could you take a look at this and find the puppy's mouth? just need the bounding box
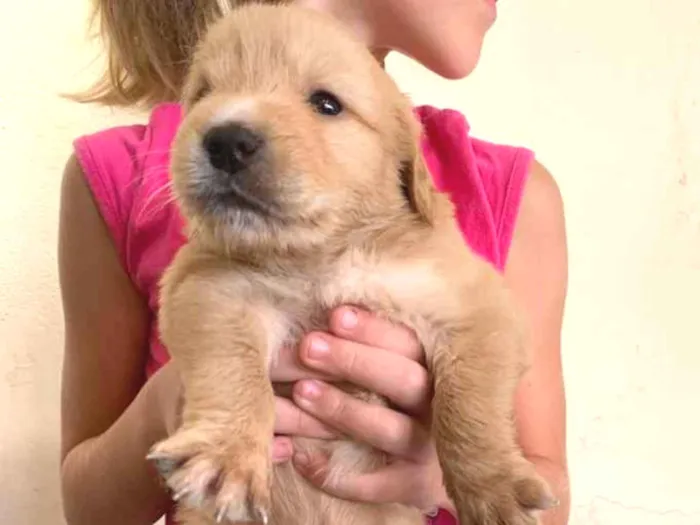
[186,123,285,221]
[199,173,280,217]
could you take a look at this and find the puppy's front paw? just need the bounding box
[449,460,556,525]
[148,428,271,523]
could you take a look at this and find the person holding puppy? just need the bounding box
[58,1,570,525]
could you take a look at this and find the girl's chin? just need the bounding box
[425,47,483,80]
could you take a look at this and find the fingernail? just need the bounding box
[272,440,292,462]
[299,380,323,401]
[293,452,309,467]
[307,337,330,360]
[340,308,358,330]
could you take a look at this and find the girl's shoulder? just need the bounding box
[416,105,534,271]
[73,103,185,300]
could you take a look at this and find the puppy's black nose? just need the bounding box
[203,124,264,174]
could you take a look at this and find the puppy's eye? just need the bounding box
[190,81,211,104]
[308,90,343,116]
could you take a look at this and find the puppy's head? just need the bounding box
[171,4,436,255]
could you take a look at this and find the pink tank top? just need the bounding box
[74,102,533,525]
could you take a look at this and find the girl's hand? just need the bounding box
[268,330,343,463]
[284,306,454,513]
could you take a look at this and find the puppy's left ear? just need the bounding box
[397,109,436,224]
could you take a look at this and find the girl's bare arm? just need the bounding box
[506,161,570,525]
[59,154,173,525]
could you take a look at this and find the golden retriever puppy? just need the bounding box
[148,4,555,525]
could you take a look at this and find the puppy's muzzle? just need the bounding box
[204,123,264,176]
[192,122,281,217]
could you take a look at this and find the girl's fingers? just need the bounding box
[293,450,432,509]
[271,436,294,464]
[269,344,330,383]
[292,381,428,458]
[274,396,338,439]
[299,332,431,415]
[328,306,423,362]
[270,306,424,386]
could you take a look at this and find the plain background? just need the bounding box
[1,0,698,524]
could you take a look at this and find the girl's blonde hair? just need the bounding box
[74,0,286,108]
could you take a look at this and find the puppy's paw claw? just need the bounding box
[148,429,271,523]
[147,453,181,479]
[258,506,269,525]
[514,476,558,512]
[451,463,554,525]
[211,479,269,523]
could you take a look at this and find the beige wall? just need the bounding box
[1,0,698,524]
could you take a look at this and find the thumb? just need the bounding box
[293,450,419,506]
[272,437,294,464]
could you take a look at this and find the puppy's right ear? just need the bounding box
[399,151,435,225]
[396,105,436,224]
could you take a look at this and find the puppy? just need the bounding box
[149,4,555,525]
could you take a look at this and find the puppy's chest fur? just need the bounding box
[245,249,454,366]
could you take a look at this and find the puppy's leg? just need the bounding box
[149,275,275,524]
[429,300,555,525]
